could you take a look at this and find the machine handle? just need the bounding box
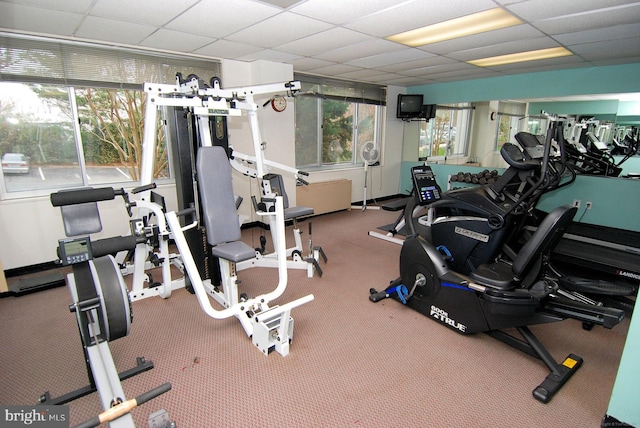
[73,383,172,428]
[175,207,196,218]
[51,187,123,207]
[91,236,140,258]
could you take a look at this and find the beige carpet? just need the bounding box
[0,207,630,427]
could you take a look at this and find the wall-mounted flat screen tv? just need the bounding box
[397,94,424,119]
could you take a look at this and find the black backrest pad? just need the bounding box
[512,205,577,277]
[197,146,241,246]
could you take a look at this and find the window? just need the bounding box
[419,103,472,160]
[493,101,527,150]
[0,82,166,196]
[0,34,219,199]
[294,75,385,169]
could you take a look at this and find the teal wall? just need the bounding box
[408,63,640,104]
[606,300,640,427]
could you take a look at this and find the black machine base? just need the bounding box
[38,357,154,405]
[487,327,583,403]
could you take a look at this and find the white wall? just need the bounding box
[0,183,178,270]
[0,63,406,270]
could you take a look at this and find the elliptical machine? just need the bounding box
[417,117,574,277]
[370,123,626,403]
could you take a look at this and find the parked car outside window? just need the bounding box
[1,153,30,174]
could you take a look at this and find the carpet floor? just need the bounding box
[0,207,630,427]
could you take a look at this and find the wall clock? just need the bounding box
[271,95,287,112]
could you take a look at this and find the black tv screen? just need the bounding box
[397,94,423,119]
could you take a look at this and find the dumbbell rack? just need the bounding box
[447,169,501,190]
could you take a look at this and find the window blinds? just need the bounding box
[294,73,386,106]
[0,34,221,89]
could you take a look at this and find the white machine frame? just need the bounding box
[123,194,185,301]
[139,76,316,356]
[140,77,323,278]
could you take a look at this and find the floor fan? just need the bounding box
[359,141,380,211]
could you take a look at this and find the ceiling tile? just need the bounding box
[425,67,500,82]
[418,25,545,56]
[1,0,638,86]
[236,48,303,63]
[488,55,587,73]
[75,16,156,45]
[225,12,333,48]
[555,23,640,46]
[1,0,93,14]
[194,39,263,58]
[258,0,305,8]
[398,61,473,77]
[274,27,372,56]
[0,3,83,35]
[335,68,393,80]
[306,63,363,76]
[290,0,410,25]
[504,0,637,22]
[590,55,640,67]
[375,56,456,73]
[446,37,559,62]
[531,3,640,35]
[165,0,280,38]
[346,48,433,68]
[290,57,336,71]
[345,0,496,37]
[140,29,215,53]
[570,37,640,60]
[89,0,199,26]
[313,39,400,63]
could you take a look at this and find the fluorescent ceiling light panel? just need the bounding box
[386,8,522,47]
[467,47,573,67]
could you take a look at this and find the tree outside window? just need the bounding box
[295,94,381,169]
[0,82,168,197]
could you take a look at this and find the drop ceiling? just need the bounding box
[0,0,639,87]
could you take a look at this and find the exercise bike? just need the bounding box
[370,160,625,404]
[43,187,173,427]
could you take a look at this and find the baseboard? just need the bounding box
[602,414,635,428]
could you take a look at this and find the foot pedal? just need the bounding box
[559,275,636,296]
[314,246,328,263]
[305,246,327,277]
[533,354,583,403]
[306,257,323,277]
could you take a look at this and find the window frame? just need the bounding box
[0,34,220,200]
[0,82,170,200]
[293,74,386,171]
[295,96,384,170]
[418,103,473,162]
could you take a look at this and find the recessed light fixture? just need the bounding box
[386,8,522,47]
[467,47,573,67]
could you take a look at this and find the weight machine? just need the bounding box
[140,75,325,279]
[139,75,319,356]
[45,187,172,427]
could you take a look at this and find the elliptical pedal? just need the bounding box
[559,275,637,296]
